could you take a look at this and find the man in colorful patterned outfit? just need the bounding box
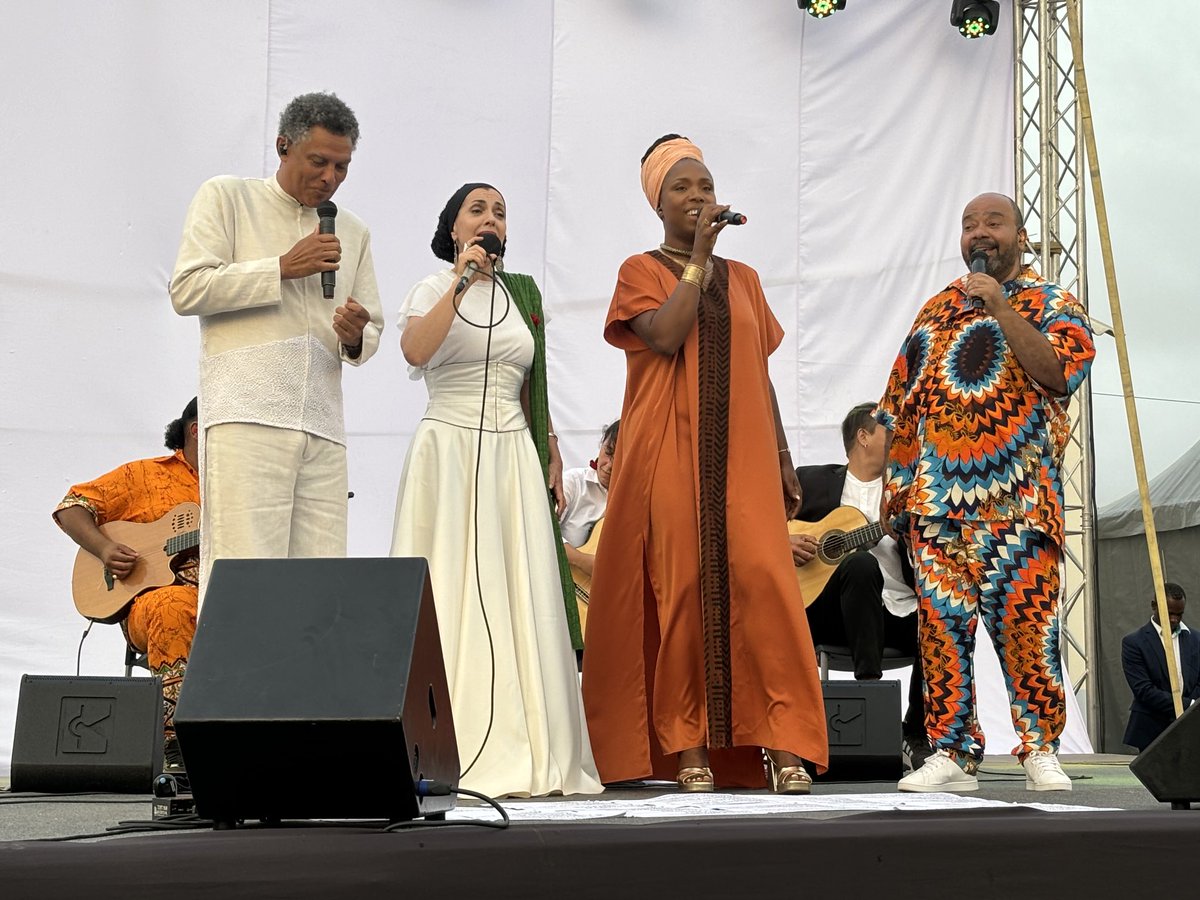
[877,193,1095,792]
[55,398,200,768]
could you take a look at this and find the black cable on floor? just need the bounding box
[0,796,153,805]
[383,784,510,831]
[29,780,510,841]
[32,814,213,842]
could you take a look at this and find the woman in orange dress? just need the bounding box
[581,135,828,793]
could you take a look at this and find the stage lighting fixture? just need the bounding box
[950,1,1000,39]
[798,0,847,19]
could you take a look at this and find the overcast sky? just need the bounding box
[1084,2,1200,507]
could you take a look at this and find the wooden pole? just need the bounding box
[1065,0,1183,716]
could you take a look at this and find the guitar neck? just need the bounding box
[165,529,200,556]
[840,521,885,552]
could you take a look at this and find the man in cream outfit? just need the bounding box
[171,92,382,598]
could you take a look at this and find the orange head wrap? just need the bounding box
[640,138,705,210]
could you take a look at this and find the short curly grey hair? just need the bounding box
[278,92,360,149]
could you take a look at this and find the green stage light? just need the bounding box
[798,0,847,19]
[950,1,1000,39]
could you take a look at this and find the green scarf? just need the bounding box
[498,271,583,649]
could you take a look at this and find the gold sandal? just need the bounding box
[676,766,715,793]
[766,756,812,795]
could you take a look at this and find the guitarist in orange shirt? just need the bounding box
[791,402,927,768]
[53,397,200,770]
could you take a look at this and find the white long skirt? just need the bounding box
[390,360,602,798]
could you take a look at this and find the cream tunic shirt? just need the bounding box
[170,175,383,444]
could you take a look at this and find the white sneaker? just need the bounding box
[1023,750,1072,791]
[897,749,978,793]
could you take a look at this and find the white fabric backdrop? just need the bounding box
[0,1,1088,773]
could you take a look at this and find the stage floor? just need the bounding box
[2,755,1196,899]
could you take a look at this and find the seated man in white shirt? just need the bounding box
[791,402,926,763]
[560,420,618,578]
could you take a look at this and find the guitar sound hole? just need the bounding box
[819,530,847,566]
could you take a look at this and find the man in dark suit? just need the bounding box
[791,402,925,762]
[1122,582,1200,752]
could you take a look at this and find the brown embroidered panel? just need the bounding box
[646,251,734,748]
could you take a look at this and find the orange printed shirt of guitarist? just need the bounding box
[54,450,199,669]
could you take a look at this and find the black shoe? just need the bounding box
[162,737,190,793]
[902,736,933,773]
[164,736,186,769]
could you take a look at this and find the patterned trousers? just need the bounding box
[125,583,197,739]
[908,517,1065,762]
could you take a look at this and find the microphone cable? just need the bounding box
[451,269,510,330]
[454,267,515,782]
[386,781,510,831]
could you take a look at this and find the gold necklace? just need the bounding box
[658,243,713,287]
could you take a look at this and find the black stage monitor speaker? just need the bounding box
[174,557,458,826]
[10,674,163,793]
[816,679,903,781]
[1130,701,1200,809]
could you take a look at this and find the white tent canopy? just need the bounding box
[1095,439,1200,750]
[1098,438,1200,538]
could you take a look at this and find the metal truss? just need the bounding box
[1013,0,1099,744]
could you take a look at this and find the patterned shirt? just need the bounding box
[876,266,1094,548]
[55,450,201,585]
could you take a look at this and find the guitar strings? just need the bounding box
[811,519,888,562]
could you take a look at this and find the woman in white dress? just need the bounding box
[390,183,602,798]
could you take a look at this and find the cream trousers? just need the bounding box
[200,422,347,606]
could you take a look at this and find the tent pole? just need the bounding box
[1065,0,1183,715]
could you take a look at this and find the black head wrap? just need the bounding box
[431,182,506,262]
[164,396,199,451]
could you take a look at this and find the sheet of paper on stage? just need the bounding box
[447,792,1115,822]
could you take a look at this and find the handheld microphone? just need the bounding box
[454,232,505,295]
[716,210,747,226]
[317,201,338,300]
[968,250,988,308]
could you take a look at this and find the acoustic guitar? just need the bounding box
[71,501,201,623]
[570,508,885,630]
[788,506,886,605]
[568,517,604,639]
